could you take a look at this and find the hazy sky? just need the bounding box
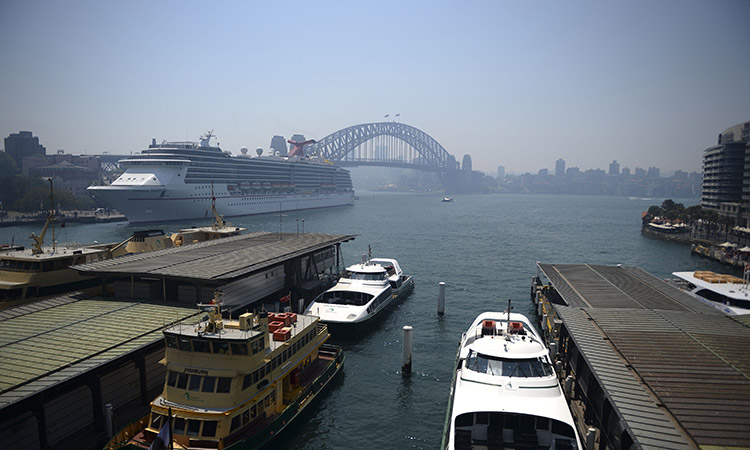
[1,1,748,174]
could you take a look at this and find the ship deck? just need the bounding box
[536,263,750,449]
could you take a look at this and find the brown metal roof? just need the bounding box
[73,232,356,281]
[539,263,750,448]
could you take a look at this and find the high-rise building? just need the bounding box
[621,167,631,177]
[555,159,565,177]
[4,131,46,169]
[270,135,288,155]
[462,155,472,171]
[496,165,505,179]
[701,122,748,221]
[609,160,620,176]
[647,167,660,178]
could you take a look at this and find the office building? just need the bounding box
[701,122,749,224]
[4,131,46,170]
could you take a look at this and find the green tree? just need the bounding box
[0,152,18,176]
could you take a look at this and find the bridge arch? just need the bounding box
[309,122,457,172]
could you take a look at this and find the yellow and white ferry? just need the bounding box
[105,299,344,450]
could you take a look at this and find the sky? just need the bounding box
[1,0,748,175]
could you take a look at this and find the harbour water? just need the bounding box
[0,193,733,449]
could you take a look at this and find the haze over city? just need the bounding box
[1,0,748,174]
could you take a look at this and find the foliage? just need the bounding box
[0,176,92,212]
[646,199,728,226]
[0,153,18,176]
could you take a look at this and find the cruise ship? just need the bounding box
[88,132,355,223]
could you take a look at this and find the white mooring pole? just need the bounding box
[437,282,446,315]
[402,325,413,375]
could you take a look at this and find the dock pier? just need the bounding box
[531,263,750,449]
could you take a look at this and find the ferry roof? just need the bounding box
[73,232,356,282]
[0,244,109,262]
[673,270,750,299]
[538,263,750,448]
[0,294,201,409]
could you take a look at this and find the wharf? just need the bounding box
[0,231,356,450]
[533,263,750,449]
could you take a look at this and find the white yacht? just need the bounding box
[369,257,414,298]
[305,258,410,324]
[442,311,581,450]
[672,271,750,315]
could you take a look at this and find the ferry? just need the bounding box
[105,299,345,449]
[0,187,245,303]
[671,270,750,315]
[441,310,581,450]
[304,257,412,324]
[88,131,355,223]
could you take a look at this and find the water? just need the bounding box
[0,193,731,449]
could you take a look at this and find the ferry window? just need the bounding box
[242,374,253,390]
[165,335,178,348]
[476,412,489,425]
[212,341,230,354]
[551,420,576,438]
[252,370,259,384]
[188,375,201,391]
[192,339,210,353]
[202,376,216,392]
[216,377,231,393]
[173,417,186,435]
[251,405,257,418]
[536,417,550,430]
[186,419,200,436]
[251,340,259,354]
[150,413,162,429]
[456,414,473,427]
[178,337,192,351]
[231,342,248,355]
[259,366,265,379]
[202,421,217,437]
[167,371,177,387]
[242,409,250,426]
[230,415,241,432]
[177,373,189,389]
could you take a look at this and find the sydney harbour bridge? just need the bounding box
[100,122,485,193]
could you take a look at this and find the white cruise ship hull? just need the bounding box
[90,185,354,223]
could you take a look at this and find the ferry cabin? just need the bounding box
[0,247,110,301]
[143,310,331,449]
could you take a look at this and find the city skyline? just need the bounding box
[1,1,748,174]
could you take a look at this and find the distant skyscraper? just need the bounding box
[538,168,548,176]
[621,167,631,177]
[635,167,646,178]
[462,155,472,171]
[4,131,45,169]
[270,135,288,155]
[555,159,565,177]
[647,167,660,178]
[609,160,620,176]
[496,165,505,179]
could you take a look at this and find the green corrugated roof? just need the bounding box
[0,294,201,408]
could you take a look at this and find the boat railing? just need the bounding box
[103,414,149,450]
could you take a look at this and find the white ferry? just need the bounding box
[88,132,355,223]
[671,270,750,315]
[442,311,581,450]
[304,258,412,324]
[105,301,344,450]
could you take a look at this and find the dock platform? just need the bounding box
[534,263,750,449]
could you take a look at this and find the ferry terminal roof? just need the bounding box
[538,263,750,448]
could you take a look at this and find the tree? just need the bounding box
[0,152,18,176]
